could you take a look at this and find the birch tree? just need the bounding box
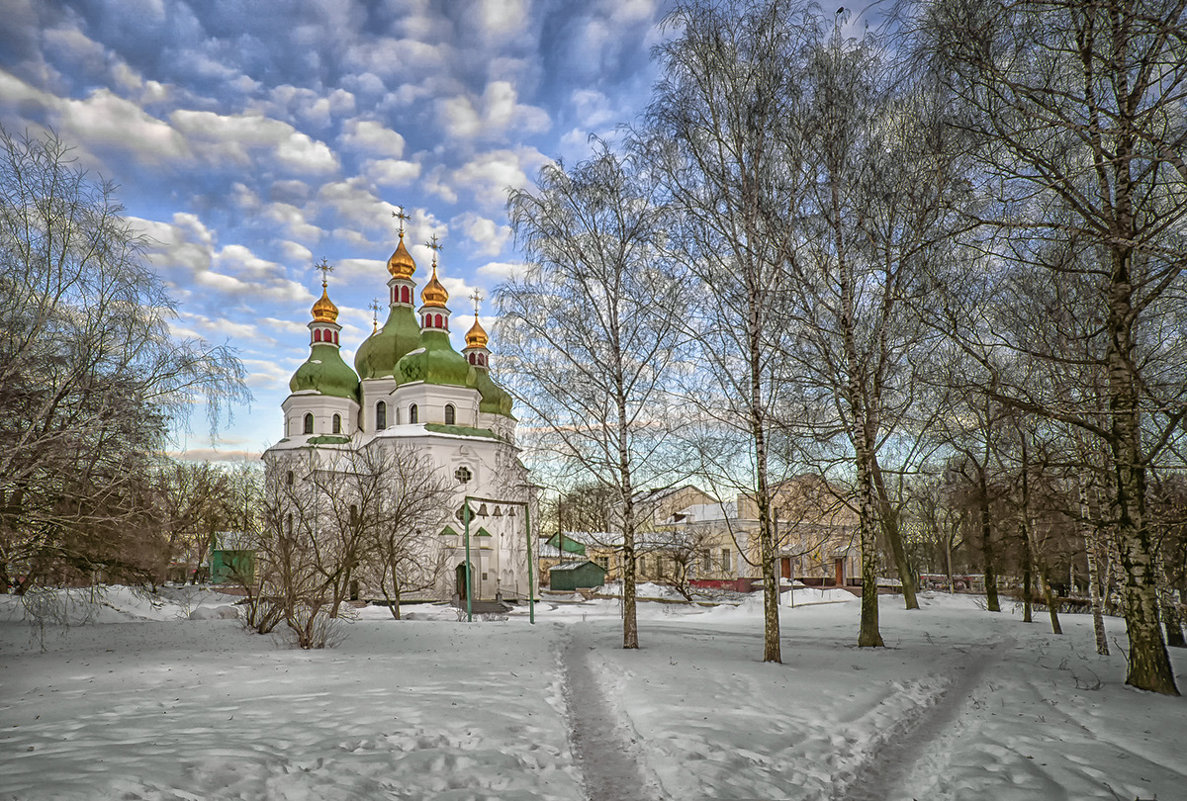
[497,145,688,649]
[643,0,813,662]
[911,0,1187,693]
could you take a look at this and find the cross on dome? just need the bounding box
[315,258,334,287]
[369,298,382,332]
[310,259,339,323]
[392,205,409,235]
[469,289,483,316]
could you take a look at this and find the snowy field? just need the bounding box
[0,586,1183,801]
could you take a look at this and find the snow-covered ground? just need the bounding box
[0,587,1183,800]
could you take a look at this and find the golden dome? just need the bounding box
[465,317,488,349]
[311,286,339,323]
[387,232,416,279]
[421,263,448,308]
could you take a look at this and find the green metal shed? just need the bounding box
[549,560,607,592]
[210,549,255,584]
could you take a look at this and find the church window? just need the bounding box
[436,313,444,328]
[333,331,339,345]
[401,286,410,303]
[332,414,341,434]
[286,471,294,486]
[445,404,455,425]
[314,329,322,342]
[303,413,313,435]
[376,401,387,430]
[409,403,418,424]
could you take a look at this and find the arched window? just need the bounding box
[401,286,410,303]
[286,470,294,486]
[332,413,341,434]
[376,401,387,430]
[332,331,339,345]
[409,403,418,424]
[445,404,455,425]
[435,313,444,328]
[314,329,322,342]
[303,413,313,434]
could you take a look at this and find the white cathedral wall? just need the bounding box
[280,393,359,439]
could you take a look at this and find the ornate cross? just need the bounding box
[315,258,333,288]
[426,234,443,267]
[392,205,409,235]
[369,298,382,332]
[469,289,483,317]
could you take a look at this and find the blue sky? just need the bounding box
[0,0,672,461]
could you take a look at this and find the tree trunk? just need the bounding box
[753,405,781,663]
[856,450,883,648]
[1040,565,1063,635]
[1079,480,1109,654]
[1021,528,1033,623]
[1107,253,1179,694]
[1156,551,1185,649]
[617,402,639,650]
[871,461,918,610]
[979,483,1000,612]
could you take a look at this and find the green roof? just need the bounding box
[547,533,587,555]
[474,368,515,418]
[307,435,350,445]
[354,305,421,380]
[441,525,458,537]
[424,423,499,439]
[395,329,475,388]
[290,343,360,399]
[475,527,492,537]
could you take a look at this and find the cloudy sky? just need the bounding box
[0,0,674,461]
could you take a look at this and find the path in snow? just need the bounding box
[834,639,1012,801]
[559,627,666,801]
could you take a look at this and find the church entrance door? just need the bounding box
[456,562,470,601]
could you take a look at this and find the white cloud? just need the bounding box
[451,211,511,257]
[449,147,549,209]
[476,260,529,280]
[571,89,616,129]
[130,213,312,306]
[263,202,323,243]
[437,80,550,141]
[340,119,406,157]
[265,85,356,128]
[170,109,340,174]
[276,240,314,266]
[365,157,421,187]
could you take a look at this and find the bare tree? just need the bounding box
[347,444,452,620]
[911,0,1187,693]
[497,144,689,649]
[0,127,248,593]
[644,0,814,663]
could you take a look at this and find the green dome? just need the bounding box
[475,368,514,418]
[290,343,360,399]
[395,330,476,388]
[355,305,422,380]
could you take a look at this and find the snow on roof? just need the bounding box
[549,560,604,573]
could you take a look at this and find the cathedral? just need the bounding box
[262,215,534,605]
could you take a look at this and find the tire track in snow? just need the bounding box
[834,638,1014,801]
[559,627,666,801]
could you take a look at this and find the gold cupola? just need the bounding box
[465,317,488,349]
[387,231,416,279]
[421,263,448,308]
[311,260,339,323]
[387,205,416,279]
[311,287,339,323]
